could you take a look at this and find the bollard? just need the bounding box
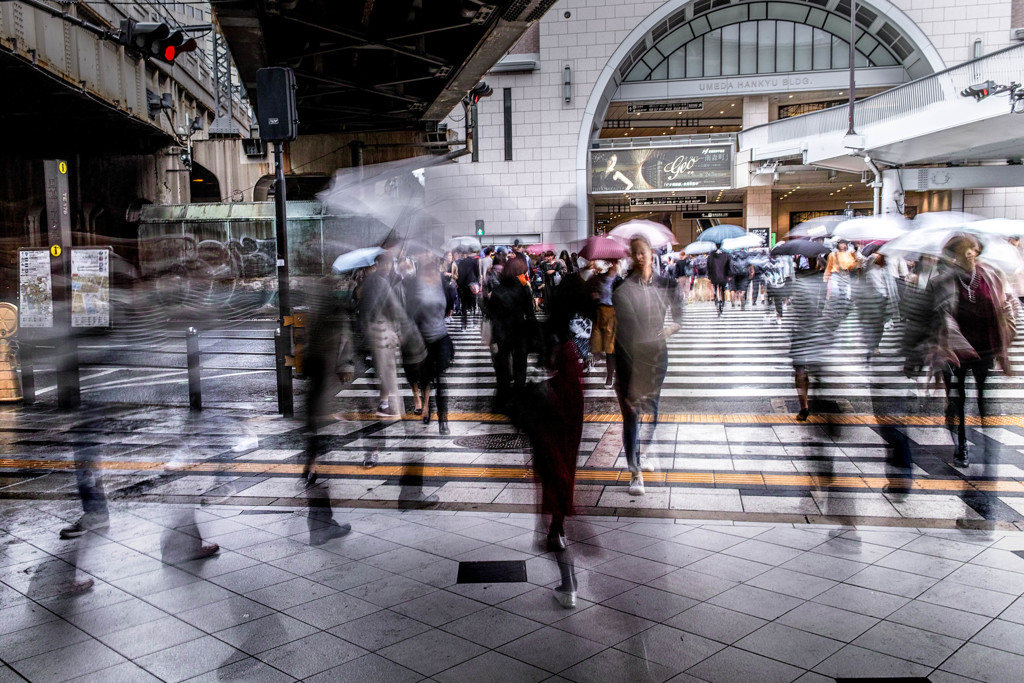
[186,327,202,411]
[275,328,294,417]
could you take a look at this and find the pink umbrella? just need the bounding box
[579,235,628,261]
[525,242,556,256]
[608,219,675,249]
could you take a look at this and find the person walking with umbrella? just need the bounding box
[708,246,731,316]
[403,253,456,435]
[613,236,682,495]
[932,234,1015,469]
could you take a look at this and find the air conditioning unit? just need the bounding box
[1012,27,1024,41]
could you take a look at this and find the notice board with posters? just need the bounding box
[590,144,733,194]
[70,248,111,328]
[18,249,53,328]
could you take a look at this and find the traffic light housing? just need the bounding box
[159,31,198,63]
[961,80,997,101]
[468,82,493,104]
[118,19,196,63]
[475,220,485,236]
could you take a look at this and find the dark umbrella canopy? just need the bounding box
[771,240,830,259]
[698,225,746,245]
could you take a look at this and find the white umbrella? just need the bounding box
[881,229,1024,276]
[332,247,384,274]
[833,215,909,242]
[789,215,845,238]
[609,219,675,248]
[443,236,482,253]
[964,218,1024,238]
[910,211,982,232]
[721,233,764,251]
[684,240,717,255]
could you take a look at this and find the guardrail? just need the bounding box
[19,328,277,411]
[739,42,1024,154]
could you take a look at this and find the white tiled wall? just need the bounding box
[426,0,1016,245]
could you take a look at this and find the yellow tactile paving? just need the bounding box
[3,457,1024,496]
[337,412,1024,426]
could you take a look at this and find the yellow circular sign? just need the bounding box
[50,245,61,257]
[58,161,67,174]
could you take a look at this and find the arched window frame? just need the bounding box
[623,0,926,82]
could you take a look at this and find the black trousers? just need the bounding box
[459,285,477,328]
[944,356,993,450]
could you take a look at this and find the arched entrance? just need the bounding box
[189,162,222,203]
[575,0,946,238]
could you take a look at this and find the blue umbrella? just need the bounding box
[698,225,746,245]
[332,247,384,274]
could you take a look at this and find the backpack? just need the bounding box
[729,257,748,279]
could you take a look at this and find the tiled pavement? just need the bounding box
[2,499,1024,682]
[4,405,1024,526]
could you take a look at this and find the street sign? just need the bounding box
[630,195,706,206]
[49,245,61,257]
[627,102,703,113]
[18,250,52,328]
[749,228,770,246]
[682,210,743,218]
[70,248,111,328]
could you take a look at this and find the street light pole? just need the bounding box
[847,0,857,135]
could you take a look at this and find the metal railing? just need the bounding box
[739,42,1024,153]
[593,132,738,150]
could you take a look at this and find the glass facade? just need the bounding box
[624,0,926,82]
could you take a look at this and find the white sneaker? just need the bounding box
[629,473,645,496]
[553,587,577,609]
[639,457,656,473]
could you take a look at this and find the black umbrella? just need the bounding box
[771,240,830,259]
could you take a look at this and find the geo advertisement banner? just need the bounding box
[18,249,53,328]
[590,144,733,195]
[70,248,111,328]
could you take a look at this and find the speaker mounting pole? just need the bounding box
[257,66,299,417]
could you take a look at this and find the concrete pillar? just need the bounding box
[745,186,772,231]
[742,96,770,127]
[880,169,902,215]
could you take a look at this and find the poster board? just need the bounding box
[18,249,53,328]
[70,248,111,328]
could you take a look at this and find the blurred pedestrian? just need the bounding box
[404,254,456,435]
[590,261,620,388]
[613,236,682,495]
[934,234,1016,468]
[707,246,730,316]
[789,256,828,422]
[456,248,481,331]
[486,256,536,414]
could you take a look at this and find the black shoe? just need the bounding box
[954,445,970,468]
[547,533,567,552]
[423,411,431,425]
[438,420,450,436]
[796,408,810,422]
[413,407,423,416]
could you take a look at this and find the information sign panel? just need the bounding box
[18,249,53,328]
[590,144,733,194]
[70,248,111,328]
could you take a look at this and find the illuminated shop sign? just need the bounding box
[630,195,707,206]
[590,145,733,195]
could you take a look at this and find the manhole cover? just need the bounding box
[457,560,528,583]
[453,433,531,450]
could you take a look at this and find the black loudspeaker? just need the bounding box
[256,67,298,142]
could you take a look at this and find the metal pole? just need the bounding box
[20,340,34,405]
[44,159,79,409]
[471,102,479,162]
[273,140,294,417]
[186,327,201,411]
[847,0,857,135]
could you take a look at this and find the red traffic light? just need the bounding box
[164,45,176,61]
